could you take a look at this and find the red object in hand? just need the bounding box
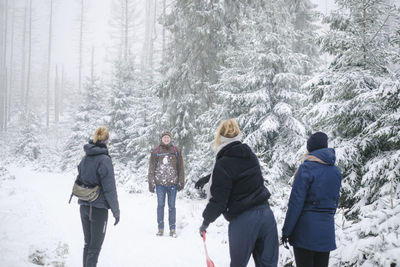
[202,231,215,267]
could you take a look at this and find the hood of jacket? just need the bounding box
[216,141,252,160]
[308,148,336,166]
[83,140,109,157]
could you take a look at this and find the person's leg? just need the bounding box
[156,185,167,230]
[167,185,177,231]
[252,206,279,267]
[85,207,108,267]
[293,247,314,267]
[228,208,259,267]
[80,205,91,267]
[314,251,330,267]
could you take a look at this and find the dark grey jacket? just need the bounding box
[77,141,120,219]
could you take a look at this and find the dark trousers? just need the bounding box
[228,204,279,267]
[156,184,177,230]
[80,205,108,267]
[293,247,330,267]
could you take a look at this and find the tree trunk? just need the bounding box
[25,0,33,110]
[78,0,84,94]
[162,0,166,65]
[46,0,53,127]
[91,45,95,84]
[60,64,64,115]
[20,4,27,109]
[54,64,59,123]
[142,0,151,72]
[7,2,14,123]
[124,0,129,59]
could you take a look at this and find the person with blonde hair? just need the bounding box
[199,119,278,267]
[77,126,120,267]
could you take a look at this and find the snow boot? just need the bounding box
[169,229,177,238]
[156,229,164,236]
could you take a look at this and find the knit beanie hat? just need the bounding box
[307,131,328,152]
[161,131,172,139]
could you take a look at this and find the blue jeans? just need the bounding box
[229,204,278,267]
[156,184,177,230]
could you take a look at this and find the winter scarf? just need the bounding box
[291,153,328,184]
[206,134,243,200]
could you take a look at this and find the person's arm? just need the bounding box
[177,148,185,190]
[202,162,232,226]
[195,174,211,189]
[98,157,120,220]
[282,164,312,238]
[148,149,156,193]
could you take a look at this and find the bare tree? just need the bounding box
[60,64,64,115]
[20,3,27,108]
[54,64,59,123]
[78,0,84,94]
[25,0,33,110]
[7,2,15,123]
[90,45,95,84]
[1,0,9,131]
[109,0,137,61]
[162,0,166,64]
[141,0,157,77]
[46,0,54,127]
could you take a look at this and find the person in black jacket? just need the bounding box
[77,127,120,267]
[199,119,279,267]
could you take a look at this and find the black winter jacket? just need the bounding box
[78,141,120,219]
[202,141,271,224]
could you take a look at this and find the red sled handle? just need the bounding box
[202,231,215,267]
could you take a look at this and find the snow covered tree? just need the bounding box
[61,76,106,170]
[14,110,41,161]
[159,0,227,157]
[305,0,400,211]
[107,59,136,164]
[214,0,319,185]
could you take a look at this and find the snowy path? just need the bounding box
[0,165,256,267]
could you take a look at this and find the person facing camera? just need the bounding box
[282,131,342,267]
[200,119,279,267]
[148,130,185,237]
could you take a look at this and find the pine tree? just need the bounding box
[61,77,106,170]
[108,58,137,164]
[15,110,41,161]
[305,0,400,210]
[215,0,319,185]
[159,0,227,157]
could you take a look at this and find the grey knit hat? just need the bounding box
[161,131,172,139]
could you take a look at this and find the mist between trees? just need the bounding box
[0,0,400,266]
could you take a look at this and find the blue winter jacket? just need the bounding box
[282,148,342,252]
[77,141,120,219]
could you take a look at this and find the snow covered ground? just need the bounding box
[0,165,257,267]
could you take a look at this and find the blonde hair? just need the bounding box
[214,119,241,149]
[93,127,109,143]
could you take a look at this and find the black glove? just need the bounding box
[281,235,289,249]
[195,174,211,190]
[149,185,155,193]
[177,184,183,191]
[114,216,120,226]
[199,222,209,238]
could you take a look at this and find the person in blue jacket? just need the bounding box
[281,131,342,267]
[200,119,279,267]
[77,127,120,267]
